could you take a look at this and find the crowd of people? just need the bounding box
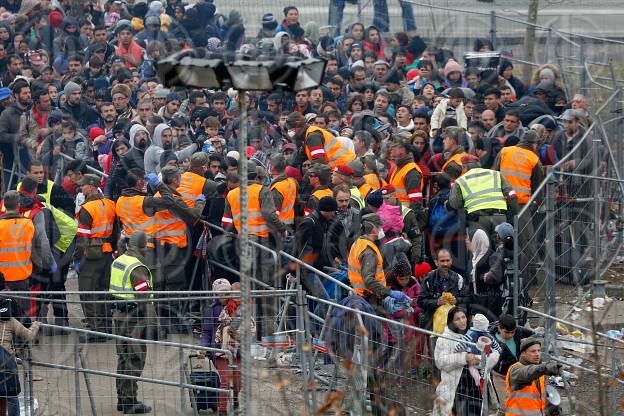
[0,0,590,414]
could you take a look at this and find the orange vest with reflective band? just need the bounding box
[270,177,297,225]
[304,126,356,170]
[115,195,156,242]
[363,173,386,191]
[177,171,207,209]
[359,183,374,199]
[153,192,187,248]
[78,198,116,252]
[0,217,35,281]
[389,162,423,204]
[347,238,385,297]
[442,151,468,173]
[499,146,539,204]
[505,362,547,416]
[225,184,270,238]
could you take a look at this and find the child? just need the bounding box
[215,282,256,357]
[454,314,501,386]
[429,87,467,137]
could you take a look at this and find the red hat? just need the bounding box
[284,166,302,183]
[246,146,255,158]
[49,10,64,28]
[406,68,420,82]
[414,262,433,279]
[460,154,480,164]
[334,165,353,176]
[89,127,105,141]
[381,184,396,195]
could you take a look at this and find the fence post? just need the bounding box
[593,135,601,282]
[490,10,497,50]
[610,338,617,414]
[580,39,587,93]
[179,345,186,415]
[74,338,81,415]
[543,172,557,356]
[295,281,311,414]
[513,214,519,320]
[544,27,552,63]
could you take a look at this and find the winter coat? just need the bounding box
[489,325,534,375]
[144,124,197,174]
[430,98,467,136]
[418,270,469,330]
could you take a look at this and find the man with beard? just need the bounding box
[2,55,22,86]
[133,99,157,127]
[144,123,199,174]
[19,85,51,159]
[0,79,32,173]
[99,102,117,134]
[122,124,151,173]
[61,81,99,129]
[111,84,137,120]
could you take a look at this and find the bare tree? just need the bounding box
[524,0,540,81]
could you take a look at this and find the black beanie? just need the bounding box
[318,196,338,212]
[366,190,383,209]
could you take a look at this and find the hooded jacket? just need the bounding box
[143,123,198,174]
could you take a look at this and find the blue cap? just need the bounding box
[0,87,11,101]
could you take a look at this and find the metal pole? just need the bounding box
[78,348,97,416]
[513,214,519,319]
[74,338,81,415]
[179,345,186,415]
[593,136,601,282]
[544,173,556,356]
[24,345,33,416]
[610,338,617,413]
[544,27,552,63]
[580,40,587,94]
[296,281,311,413]
[490,10,497,50]
[237,90,252,415]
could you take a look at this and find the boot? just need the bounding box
[120,402,152,414]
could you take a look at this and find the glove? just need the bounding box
[389,290,408,302]
[145,173,159,187]
[50,261,57,274]
[73,260,81,275]
[545,361,562,375]
[196,194,206,202]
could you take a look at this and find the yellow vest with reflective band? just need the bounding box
[116,195,156,240]
[456,168,507,214]
[499,146,539,205]
[400,205,412,219]
[78,198,116,252]
[225,183,270,238]
[350,186,364,209]
[109,254,152,299]
[270,177,297,225]
[347,237,386,297]
[304,126,356,170]
[505,362,547,416]
[389,162,423,204]
[442,151,468,173]
[0,217,34,282]
[153,192,187,248]
[17,180,53,206]
[177,171,207,209]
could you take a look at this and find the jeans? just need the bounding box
[329,0,416,35]
[8,396,19,416]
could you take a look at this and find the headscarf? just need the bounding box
[470,229,490,294]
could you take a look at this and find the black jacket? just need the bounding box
[297,211,347,271]
[489,325,535,375]
[417,269,469,329]
[61,101,99,130]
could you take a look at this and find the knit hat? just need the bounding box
[494,222,514,239]
[391,253,412,277]
[262,13,278,30]
[89,127,105,141]
[361,213,383,227]
[226,150,240,162]
[318,196,338,212]
[519,337,542,354]
[145,15,160,27]
[366,190,383,208]
[333,165,353,177]
[443,59,463,77]
[384,70,401,85]
[63,81,81,96]
[190,152,208,168]
[47,110,65,124]
[472,314,489,331]
[520,130,540,144]
[286,112,306,130]
[0,87,11,101]
[160,150,178,167]
[148,0,163,15]
[212,278,231,292]
[413,261,432,279]
[284,166,302,183]
[166,92,182,103]
[49,10,64,28]
[154,87,170,99]
[539,68,555,82]
[111,83,132,98]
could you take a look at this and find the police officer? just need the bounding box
[304,164,333,216]
[439,126,469,179]
[269,154,298,231]
[110,230,153,414]
[75,174,117,340]
[449,155,519,239]
[347,213,407,311]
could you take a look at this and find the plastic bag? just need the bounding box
[433,303,454,334]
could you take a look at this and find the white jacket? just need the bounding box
[430,98,468,136]
[432,326,500,416]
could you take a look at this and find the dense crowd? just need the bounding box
[0,0,590,414]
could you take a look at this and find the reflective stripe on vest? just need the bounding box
[270,177,297,225]
[116,195,156,238]
[505,362,547,416]
[153,191,187,248]
[499,146,539,204]
[441,151,468,173]
[226,183,270,238]
[400,205,412,219]
[456,168,507,214]
[347,238,385,297]
[79,198,116,253]
[350,187,364,209]
[389,162,423,203]
[177,171,207,209]
[304,126,356,170]
[0,218,34,281]
[109,254,152,299]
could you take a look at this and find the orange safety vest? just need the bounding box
[389,162,423,204]
[77,198,116,252]
[505,362,547,416]
[499,146,539,204]
[441,151,468,173]
[224,183,270,238]
[312,188,333,201]
[359,183,374,200]
[347,237,386,297]
[177,171,207,209]
[363,173,386,191]
[304,126,356,170]
[115,195,156,243]
[0,217,35,281]
[270,177,297,225]
[153,192,187,248]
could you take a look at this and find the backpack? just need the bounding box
[428,189,460,238]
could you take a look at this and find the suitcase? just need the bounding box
[186,354,221,412]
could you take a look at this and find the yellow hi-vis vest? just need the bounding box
[109,254,152,299]
[17,180,53,205]
[350,186,364,209]
[455,168,507,214]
